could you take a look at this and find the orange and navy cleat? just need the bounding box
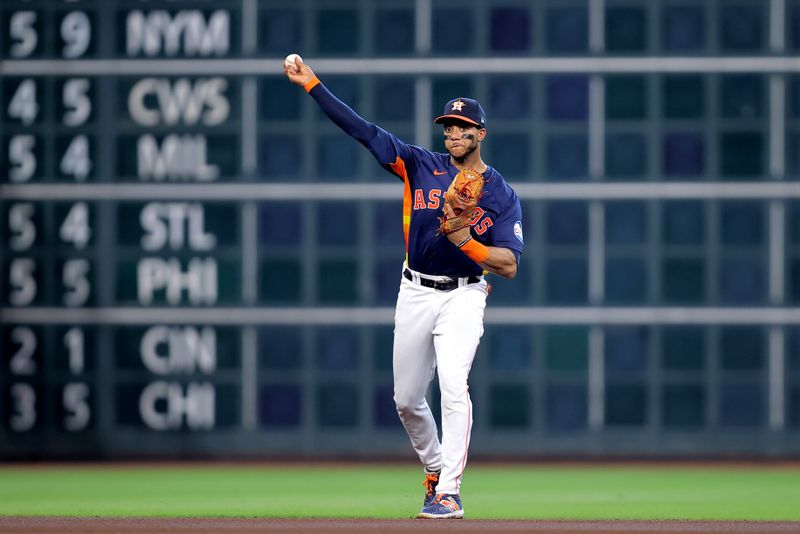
[417,493,463,519]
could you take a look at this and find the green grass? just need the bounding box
[1,464,799,520]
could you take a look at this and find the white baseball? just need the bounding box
[284,53,303,72]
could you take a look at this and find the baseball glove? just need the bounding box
[439,168,484,235]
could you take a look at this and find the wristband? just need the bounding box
[460,238,489,264]
[455,235,473,248]
[304,77,320,92]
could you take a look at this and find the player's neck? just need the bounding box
[450,151,487,173]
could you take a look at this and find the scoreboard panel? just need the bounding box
[3,0,800,459]
[0,0,273,457]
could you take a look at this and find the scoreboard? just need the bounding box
[4,0,800,459]
[0,0,352,458]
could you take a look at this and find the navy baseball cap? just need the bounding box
[434,97,486,129]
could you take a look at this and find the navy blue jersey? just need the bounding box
[308,81,524,278]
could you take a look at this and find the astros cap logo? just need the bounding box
[434,97,486,128]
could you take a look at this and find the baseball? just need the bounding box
[284,53,303,72]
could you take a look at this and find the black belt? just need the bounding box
[403,268,480,292]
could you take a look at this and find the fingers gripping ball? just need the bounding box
[439,168,485,235]
[284,53,303,73]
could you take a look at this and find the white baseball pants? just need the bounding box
[392,264,488,495]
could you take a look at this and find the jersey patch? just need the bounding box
[514,221,524,243]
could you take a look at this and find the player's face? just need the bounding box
[443,121,485,160]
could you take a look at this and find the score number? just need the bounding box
[9,9,91,59]
[7,77,93,183]
[6,327,91,433]
[4,7,95,436]
[6,6,94,183]
[6,202,92,307]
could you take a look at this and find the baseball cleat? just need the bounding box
[422,470,440,507]
[417,493,463,519]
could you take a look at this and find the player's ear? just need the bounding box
[477,128,487,141]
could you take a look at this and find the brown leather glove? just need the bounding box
[439,168,484,235]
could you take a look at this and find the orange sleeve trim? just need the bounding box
[304,77,320,92]
[460,239,489,264]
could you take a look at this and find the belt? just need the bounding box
[403,268,480,292]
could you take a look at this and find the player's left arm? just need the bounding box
[443,203,519,279]
[478,246,519,279]
[444,193,523,279]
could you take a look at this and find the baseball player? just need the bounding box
[284,56,523,519]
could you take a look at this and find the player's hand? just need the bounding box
[442,202,471,246]
[284,56,316,87]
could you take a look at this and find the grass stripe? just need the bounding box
[1,465,798,520]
